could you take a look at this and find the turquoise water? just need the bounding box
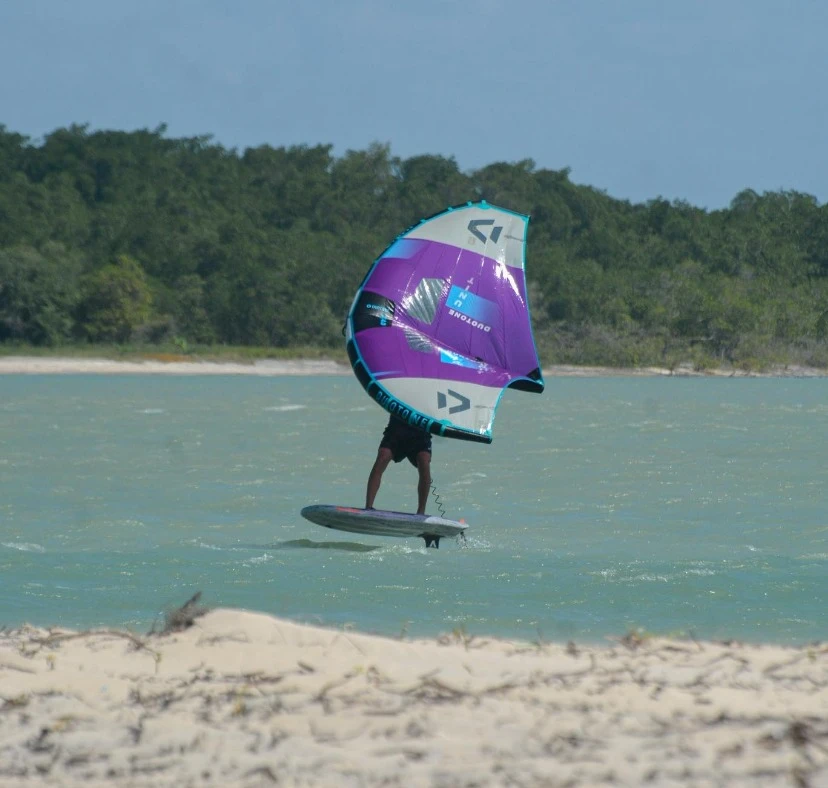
[1,374,825,645]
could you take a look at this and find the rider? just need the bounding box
[365,413,432,514]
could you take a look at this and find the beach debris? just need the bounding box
[151,592,211,635]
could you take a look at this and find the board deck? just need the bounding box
[300,505,467,548]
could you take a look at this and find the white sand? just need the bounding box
[0,356,351,376]
[1,609,826,787]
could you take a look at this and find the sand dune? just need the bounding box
[1,607,826,787]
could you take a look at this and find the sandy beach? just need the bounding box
[0,356,353,376]
[1,606,826,787]
[1,354,827,377]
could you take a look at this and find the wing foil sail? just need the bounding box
[346,201,544,443]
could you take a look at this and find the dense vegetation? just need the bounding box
[2,123,828,369]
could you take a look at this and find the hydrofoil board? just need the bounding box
[300,505,467,548]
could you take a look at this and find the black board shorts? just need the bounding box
[380,417,432,467]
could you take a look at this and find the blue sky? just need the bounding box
[2,0,826,209]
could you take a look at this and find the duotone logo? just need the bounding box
[437,389,471,414]
[467,219,503,244]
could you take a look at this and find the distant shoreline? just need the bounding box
[1,355,828,377]
[0,355,352,376]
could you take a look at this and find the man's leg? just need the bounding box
[416,451,431,515]
[366,447,393,509]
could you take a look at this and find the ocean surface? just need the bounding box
[1,374,826,645]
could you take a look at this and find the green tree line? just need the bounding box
[2,123,828,369]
